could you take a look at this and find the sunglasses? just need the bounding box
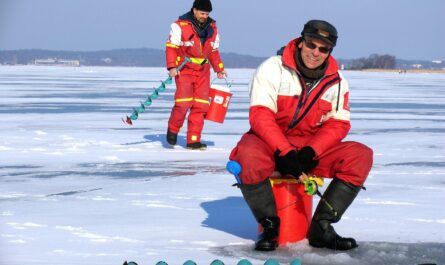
[304,39,332,54]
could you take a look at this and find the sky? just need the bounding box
[1,0,444,60]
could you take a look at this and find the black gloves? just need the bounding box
[297,146,319,173]
[275,146,319,179]
[275,150,301,178]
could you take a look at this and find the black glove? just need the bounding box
[297,146,319,173]
[275,150,302,178]
[275,146,319,179]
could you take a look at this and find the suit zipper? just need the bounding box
[287,76,322,130]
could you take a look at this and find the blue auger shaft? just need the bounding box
[123,57,191,125]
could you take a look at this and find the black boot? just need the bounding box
[308,178,362,250]
[256,217,280,251]
[166,129,177,145]
[239,179,279,251]
[186,142,207,150]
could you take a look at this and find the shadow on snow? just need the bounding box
[200,196,257,240]
[143,133,215,149]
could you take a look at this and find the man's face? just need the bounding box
[193,8,210,24]
[298,37,332,69]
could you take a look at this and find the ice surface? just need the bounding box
[212,241,444,265]
[0,66,444,265]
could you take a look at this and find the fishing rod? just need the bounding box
[226,160,337,215]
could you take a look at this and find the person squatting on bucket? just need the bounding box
[165,0,228,150]
[229,20,373,251]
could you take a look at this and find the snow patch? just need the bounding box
[23,222,47,228]
[47,151,65,155]
[101,155,122,162]
[0,193,27,199]
[191,240,218,247]
[56,226,143,243]
[0,146,14,150]
[30,147,46,152]
[407,218,445,224]
[91,196,116,201]
[170,240,185,243]
[362,198,417,206]
[6,222,47,229]
[131,200,182,209]
[9,239,27,244]
[302,252,356,265]
[34,130,47,135]
[61,135,74,140]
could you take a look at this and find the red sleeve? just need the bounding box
[306,119,350,156]
[249,106,295,155]
[207,23,224,73]
[166,47,178,70]
[165,21,181,69]
[208,50,224,73]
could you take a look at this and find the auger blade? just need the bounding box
[122,116,133,125]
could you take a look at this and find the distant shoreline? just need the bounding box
[2,64,445,74]
[355,68,445,74]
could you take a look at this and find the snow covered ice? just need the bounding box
[0,66,444,265]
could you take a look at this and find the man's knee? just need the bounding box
[354,142,373,168]
[192,101,209,113]
[343,141,373,164]
[229,134,275,185]
[175,101,193,110]
[336,142,373,186]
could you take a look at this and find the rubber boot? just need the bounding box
[239,179,279,251]
[166,129,177,145]
[186,142,207,150]
[255,217,280,251]
[307,178,362,250]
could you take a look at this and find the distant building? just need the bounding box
[34,58,80,66]
[34,58,57,65]
[411,64,422,69]
[432,60,442,64]
[101,57,112,64]
[57,59,80,66]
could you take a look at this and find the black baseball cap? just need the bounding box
[301,20,338,47]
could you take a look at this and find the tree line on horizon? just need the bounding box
[346,54,396,70]
[0,48,442,70]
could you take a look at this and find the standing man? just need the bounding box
[165,0,227,150]
[229,20,373,251]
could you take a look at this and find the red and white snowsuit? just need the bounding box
[166,12,225,144]
[230,38,373,186]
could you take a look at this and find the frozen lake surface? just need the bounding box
[0,66,444,265]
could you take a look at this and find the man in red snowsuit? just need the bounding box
[165,0,227,150]
[229,20,373,251]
